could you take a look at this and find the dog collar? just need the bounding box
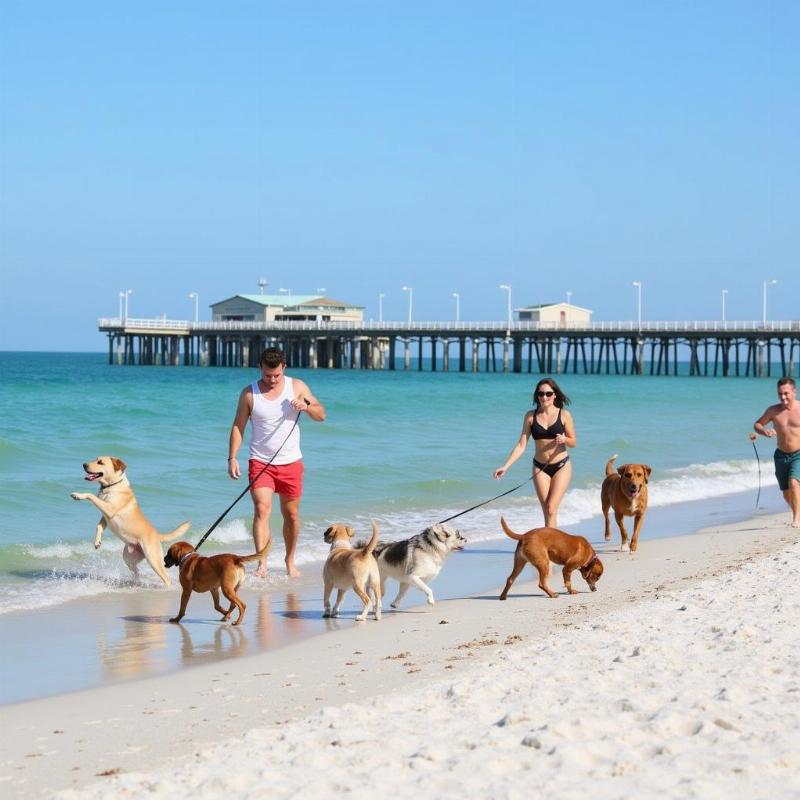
[582,552,599,569]
[329,540,351,551]
[179,551,199,566]
[100,477,126,490]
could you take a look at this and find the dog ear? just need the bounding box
[617,465,627,476]
[644,465,652,483]
[111,457,127,473]
[322,526,334,541]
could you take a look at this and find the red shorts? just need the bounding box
[248,459,304,499]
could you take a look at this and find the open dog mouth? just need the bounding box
[626,485,641,497]
[84,471,103,482]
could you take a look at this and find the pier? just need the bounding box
[97,318,800,377]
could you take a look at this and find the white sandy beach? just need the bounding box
[2,511,798,799]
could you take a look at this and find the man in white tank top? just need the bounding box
[228,348,325,577]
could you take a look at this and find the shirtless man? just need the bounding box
[228,348,325,577]
[753,376,800,527]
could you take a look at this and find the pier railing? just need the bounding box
[98,317,799,333]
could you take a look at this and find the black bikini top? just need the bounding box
[531,408,565,440]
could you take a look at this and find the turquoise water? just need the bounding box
[0,351,782,613]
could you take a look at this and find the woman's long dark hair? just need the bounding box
[533,377,571,411]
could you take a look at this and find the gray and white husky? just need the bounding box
[372,523,467,609]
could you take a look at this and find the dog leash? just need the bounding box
[749,433,761,511]
[193,404,308,553]
[437,475,534,524]
[436,450,564,525]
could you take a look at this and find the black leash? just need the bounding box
[194,406,305,553]
[437,449,565,525]
[437,475,533,524]
[750,433,761,511]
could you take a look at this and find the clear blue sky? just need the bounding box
[1,1,797,351]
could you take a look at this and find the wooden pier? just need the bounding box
[98,318,800,377]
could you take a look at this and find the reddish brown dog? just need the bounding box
[498,517,603,599]
[164,541,267,625]
[601,454,652,552]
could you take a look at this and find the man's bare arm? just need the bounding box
[753,406,777,438]
[228,387,253,477]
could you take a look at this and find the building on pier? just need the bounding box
[97,317,800,378]
[210,294,364,323]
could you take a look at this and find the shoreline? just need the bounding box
[1,486,783,706]
[1,508,796,798]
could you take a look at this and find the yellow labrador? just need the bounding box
[70,456,190,586]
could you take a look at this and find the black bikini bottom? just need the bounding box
[533,455,570,478]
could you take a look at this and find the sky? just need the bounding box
[0,0,797,351]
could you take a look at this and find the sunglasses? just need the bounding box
[537,390,555,398]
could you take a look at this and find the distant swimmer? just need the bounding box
[753,376,800,527]
[493,377,577,528]
[228,347,326,577]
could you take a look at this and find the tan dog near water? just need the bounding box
[164,541,268,625]
[70,456,190,586]
[600,454,652,552]
[498,517,603,599]
[322,522,382,621]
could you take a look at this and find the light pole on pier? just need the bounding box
[721,289,728,323]
[189,292,199,323]
[632,281,642,330]
[402,286,413,324]
[566,290,572,305]
[118,292,124,321]
[452,292,460,322]
[123,289,133,322]
[378,293,385,322]
[762,279,777,327]
[499,284,511,328]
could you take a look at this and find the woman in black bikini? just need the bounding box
[493,377,576,527]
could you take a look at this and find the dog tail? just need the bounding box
[605,454,618,476]
[160,521,192,542]
[499,516,525,541]
[238,544,271,564]
[363,521,380,556]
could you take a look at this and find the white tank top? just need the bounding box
[248,377,302,465]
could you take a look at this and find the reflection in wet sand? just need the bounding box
[174,621,249,664]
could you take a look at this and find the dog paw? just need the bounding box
[390,602,399,609]
[169,617,181,624]
[427,598,435,605]
[94,541,102,550]
[322,611,331,618]
[70,492,85,501]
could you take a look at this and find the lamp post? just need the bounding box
[762,279,777,327]
[566,290,572,306]
[452,292,460,322]
[189,292,199,323]
[401,286,413,324]
[632,281,642,329]
[118,292,124,321]
[123,289,133,322]
[378,293,385,323]
[499,284,511,328]
[721,289,728,324]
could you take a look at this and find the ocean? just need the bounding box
[0,351,784,616]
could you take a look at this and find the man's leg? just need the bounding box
[784,478,800,527]
[279,495,301,577]
[251,486,274,577]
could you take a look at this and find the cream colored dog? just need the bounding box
[322,522,382,621]
[70,456,190,586]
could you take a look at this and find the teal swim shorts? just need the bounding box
[774,448,800,491]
